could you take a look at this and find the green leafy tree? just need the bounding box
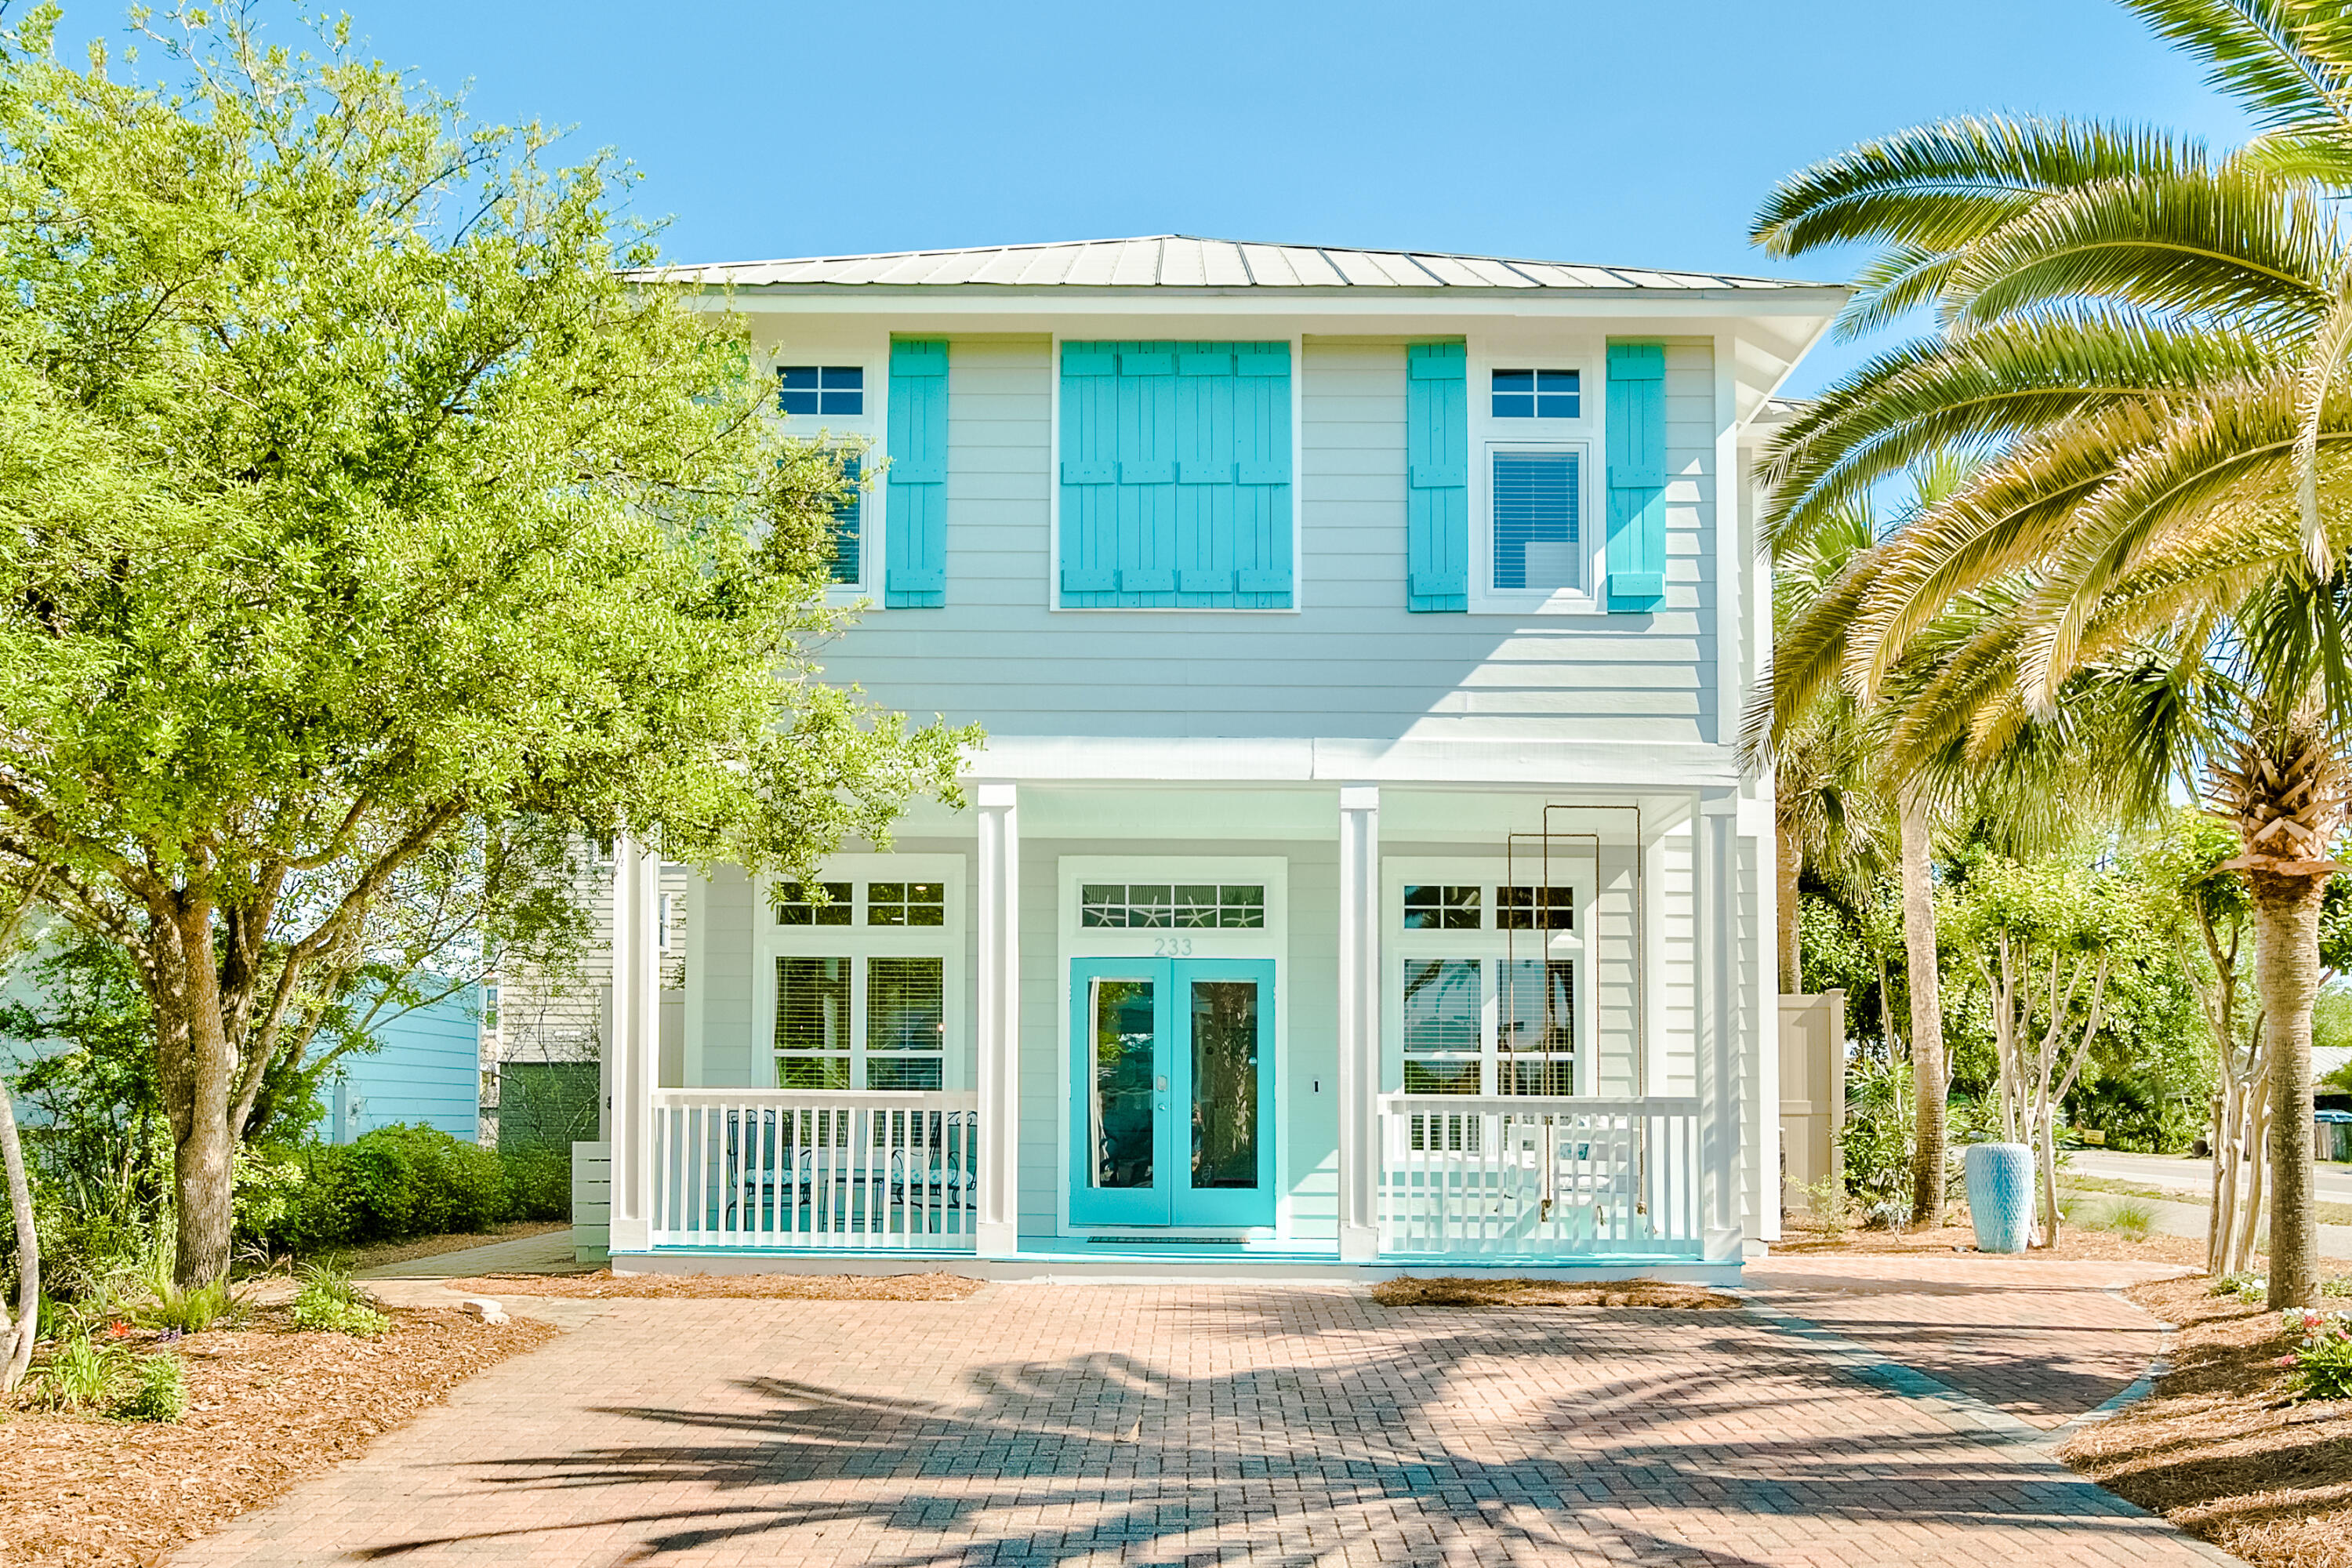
[1941,850,2162,1244]
[1750,0,2352,1308]
[0,8,969,1286]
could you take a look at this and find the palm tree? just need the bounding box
[1750,0,2352,1306]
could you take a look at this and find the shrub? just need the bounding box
[2214,1272,2269,1303]
[289,1262,391,1338]
[2089,1199,2158,1241]
[501,1143,572,1222]
[112,1352,189,1422]
[265,1123,510,1252]
[2325,1277,2352,1298]
[2281,1309,2352,1403]
[28,1330,128,1411]
[137,1279,244,1334]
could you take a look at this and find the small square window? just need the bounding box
[779,365,865,417]
[867,881,946,927]
[1492,368,1580,419]
[775,881,852,926]
[1403,885,1481,931]
[1497,886,1573,930]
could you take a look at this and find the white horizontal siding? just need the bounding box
[814,335,1722,748]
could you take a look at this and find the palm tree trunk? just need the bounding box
[1777,817,1804,993]
[2249,870,2325,1308]
[1899,776,1947,1228]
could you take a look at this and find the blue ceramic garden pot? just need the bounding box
[1965,1142,2035,1254]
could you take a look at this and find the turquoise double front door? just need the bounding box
[1069,957,1276,1228]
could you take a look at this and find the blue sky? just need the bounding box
[74,1,2254,394]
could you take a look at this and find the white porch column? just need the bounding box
[974,783,1022,1256]
[1336,784,1381,1262]
[605,837,661,1254]
[1696,791,1743,1261]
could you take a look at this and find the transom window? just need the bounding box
[1491,448,1582,593]
[775,881,851,926]
[779,365,865,417]
[1492,368,1581,419]
[764,869,960,1092]
[1399,884,1572,931]
[868,882,946,927]
[1082,883,1265,929]
[1403,885,1481,931]
[1497,885,1573,930]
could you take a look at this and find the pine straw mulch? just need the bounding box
[444,1267,987,1300]
[2061,1270,2352,1568]
[1773,1217,2209,1269]
[1370,1276,1740,1309]
[0,1305,558,1568]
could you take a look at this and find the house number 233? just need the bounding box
[1152,936,1196,956]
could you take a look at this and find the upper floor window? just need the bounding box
[779,365,865,417]
[826,456,862,586]
[1492,368,1580,419]
[1490,447,1583,594]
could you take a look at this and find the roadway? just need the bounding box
[2066,1149,2352,1204]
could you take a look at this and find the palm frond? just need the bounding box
[1757,310,2271,550]
[1751,117,2211,258]
[2120,0,2352,137]
[1947,167,2336,328]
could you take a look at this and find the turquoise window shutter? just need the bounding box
[1605,342,1668,612]
[1060,339,1290,608]
[1405,341,1468,612]
[885,338,948,607]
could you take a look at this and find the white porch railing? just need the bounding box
[1378,1095,1703,1256]
[649,1090,979,1250]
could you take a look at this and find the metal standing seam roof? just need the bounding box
[627,234,1838,292]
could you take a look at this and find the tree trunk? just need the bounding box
[0,1086,37,1392]
[1777,818,1804,993]
[2249,870,2325,1308]
[1899,777,1947,1228]
[155,898,238,1288]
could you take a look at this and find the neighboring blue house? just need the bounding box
[585,236,1843,1282]
[322,986,482,1144]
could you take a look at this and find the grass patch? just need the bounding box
[2061,1173,2352,1228]
[1370,1276,1740,1309]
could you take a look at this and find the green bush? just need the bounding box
[2283,1309,2352,1403]
[259,1123,510,1252]
[289,1261,390,1337]
[136,1279,245,1334]
[500,1143,572,1222]
[28,1330,128,1411]
[113,1352,189,1422]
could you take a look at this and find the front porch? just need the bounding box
[585,779,1770,1280]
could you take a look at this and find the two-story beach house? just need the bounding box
[584,235,1842,1281]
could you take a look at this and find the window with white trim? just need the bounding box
[1393,880,1582,1097]
[763,873,960,1091]
[1489,447,1584,593]
[777,365,865,417]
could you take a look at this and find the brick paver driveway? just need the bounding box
[176,1257,2232,1567]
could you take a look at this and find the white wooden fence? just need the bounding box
[648,1090,979,1249]
[1377,1095,1704,1256]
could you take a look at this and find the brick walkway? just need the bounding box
[175,1257,2232,1567]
